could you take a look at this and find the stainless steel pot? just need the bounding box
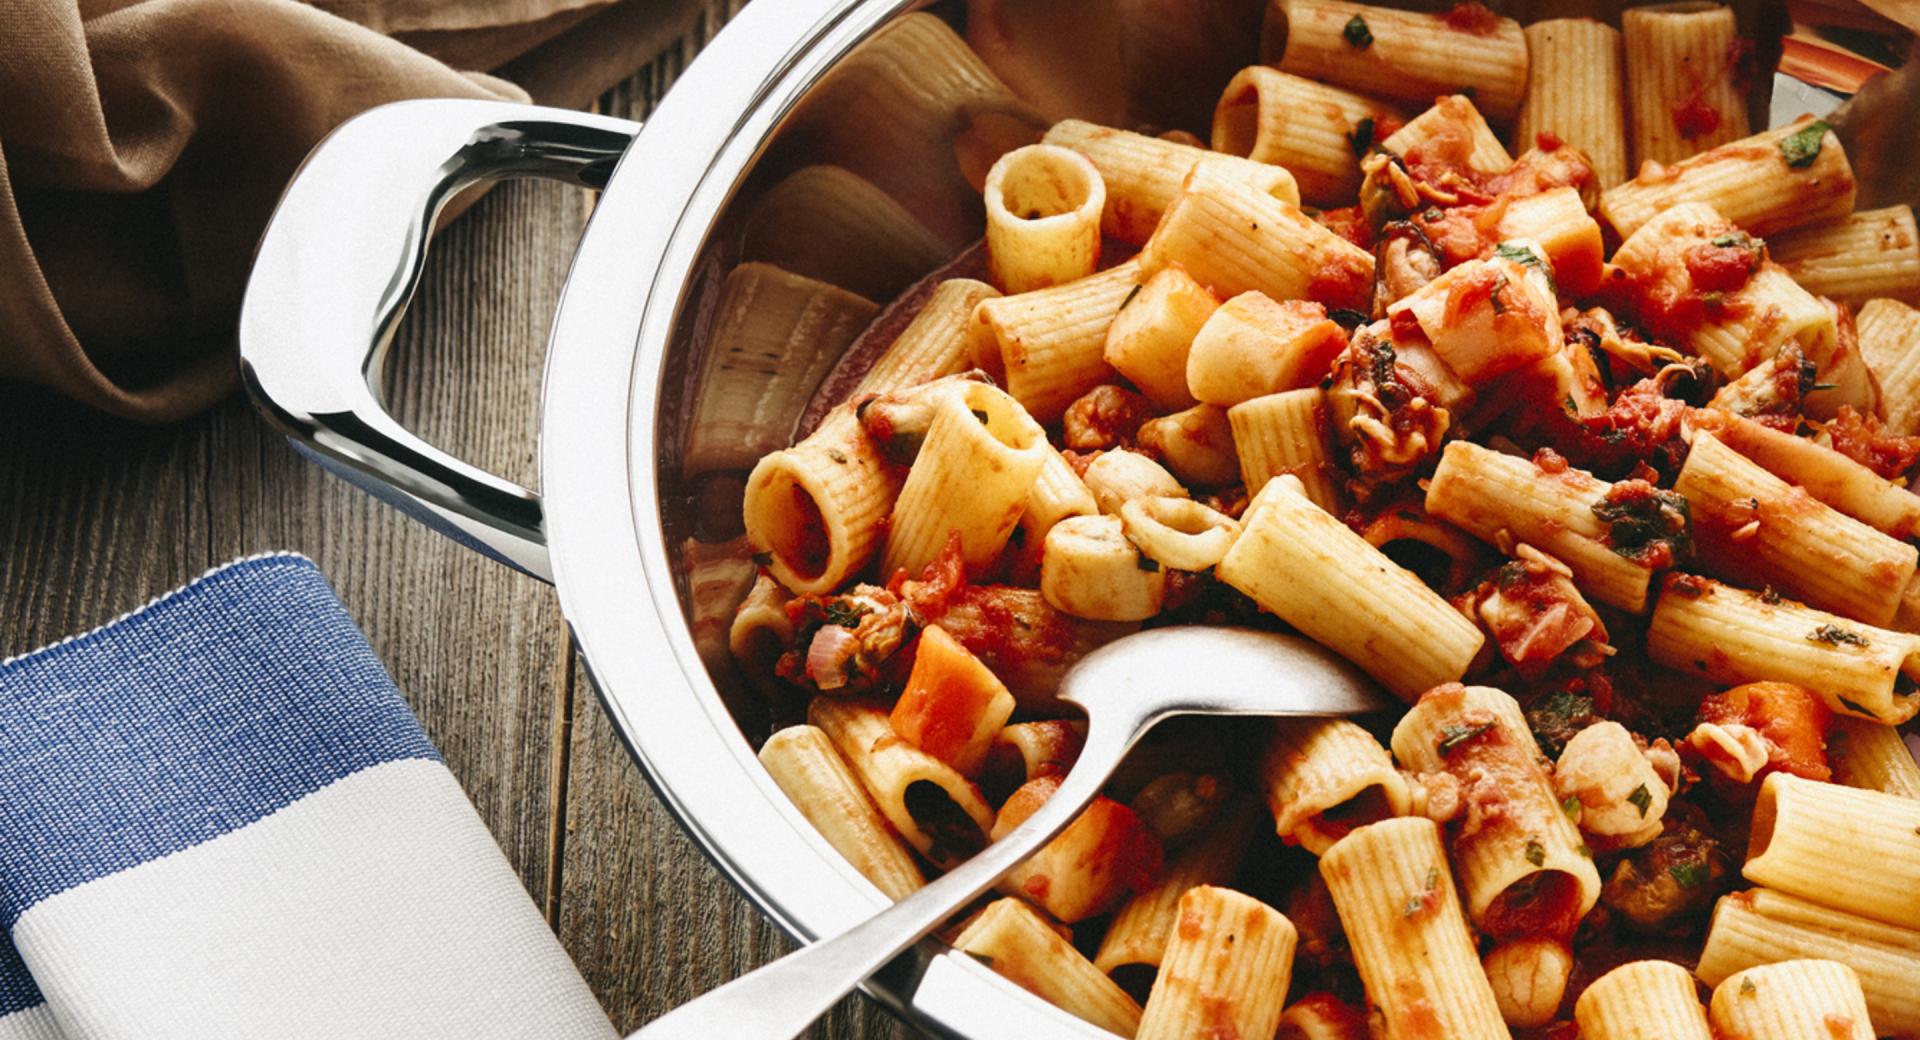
[239,1,1117,1035]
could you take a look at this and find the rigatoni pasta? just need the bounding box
[952,898,1144,1036]
[1041,119,1300,244]
[881,380,1045,579]
[1217,476,1484,699]
[1621,3,1748,168]
[1600,119,1856,241]
[1261,718,1410,855]
[1518,19,1627,188]
[1768,205,1920,308]
[1697,888,1920,1037]
[982,144,1105,294]
[1319,818,1511,1040]
[1574,959,1712,1040]
[1135,886,1295,1040]
[1265,0,1528,123]
[1210,67,1404,206]
[1707,960,1875,1040]
[1744,773,1920,929]
[758,725,925,901]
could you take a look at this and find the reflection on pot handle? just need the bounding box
[239,99,639,583]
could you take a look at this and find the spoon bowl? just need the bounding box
[628,625,1394,1039]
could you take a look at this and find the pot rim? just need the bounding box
[539,2,1114,1035]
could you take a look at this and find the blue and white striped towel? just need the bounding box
[0,553,617,1040]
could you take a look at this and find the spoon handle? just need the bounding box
[626,719,1130,1040]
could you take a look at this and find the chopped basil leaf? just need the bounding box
[1561,795,1584,822]
[1779,120,1830,169]
[1668,860,1708,888]
[823,601,869,629]
[1524,839,1546,867]
[1739,977,1757,996]
[1495,242,1543,268]
[1343,14,1374,49]
[1347,116,1376,157]
[1627,783,1653,818]
[1709,232,1754,249]
[1437,721,1495,755]
[1329,307,1370,328]
[1810,624,1869,647]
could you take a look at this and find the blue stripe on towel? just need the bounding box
[0,936,40,1018]
[0,555,438,927]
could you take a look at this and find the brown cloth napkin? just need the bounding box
[0,0,702,422]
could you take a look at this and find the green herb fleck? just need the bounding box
[1347,116,1376,157]
[1810,624,1869,648]
[1561,795,1584,823]
[1437,721,1495,755]
[1329,308,1369,328]
[1524,839,1546,867]
[1495,242,1543,268]
[1779,120,1831,169]
[1668,860,1708,888]
[823,600,870,629]
[1739,977,1757,996]
[1710,232,1755,249]
[1343,14,1373,49]
[1627,783,1653,818]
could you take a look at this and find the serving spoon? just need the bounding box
[628,625,1393,1039]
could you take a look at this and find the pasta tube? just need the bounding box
[1041,514,1165,622]
[686,263,878,475]
[741,165,947,302]
[1495,187,1606,299]
[1621,3,1749,168]
[1229,388,1341,513]
[1186,293,1347,407]
[1319,818,1511,1040]
[1645,574,1920,725]
[970,259,1142,423]
[1261,718,1410,855]
[854,278,999,396]
[1139,162,1375,313]
[1210,66,1405,206]
[1217,476,1484,699]
[1518,19,1627,189]
[1745,773,1920,929]
[983,144,1105,294]
[952,898,1144,1037]
[1828,715,1920,800]
[1708,960,1875,1040]
[1769,205,1920,309]
[1095,798,1261,984]
[1600,119,1856,242]
[1687,409,1920,541]
[743,405,899,595]
[1041,119,1300,244]
[994,774,1163,923]
[1574,959,1712,1040]
[881,381,1045,580]
[1381,94,1512,175]
[1135,886,1296,1040]
[758,725,924,901]
[1674,431,1916,626]
[1391,685,1602,939]
[1020,445,1099,545]
[1425,441,1673,613]
[1697,887,1920,1037]
[1857,298,1920,436]
[1102,265,1219,411]
[1265,0,1528,123]
[808,698,994,869]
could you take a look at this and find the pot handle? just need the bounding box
[239,99,641,584]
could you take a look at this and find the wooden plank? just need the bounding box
[554,1,905,1033]
[0,172,582,907]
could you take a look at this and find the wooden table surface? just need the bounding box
[0,3,905,1035]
